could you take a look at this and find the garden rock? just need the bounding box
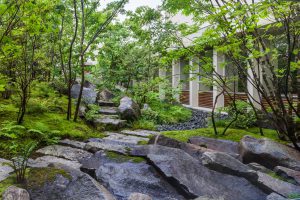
[266,193,287,200]
[0,158,13,182]
[84,141,127,154]
[145,135,214,160]
[81,151,185,200]
[96,89,114,102]
[239,136,300,170]
[256,171,300,197]
[104,132,149,146]
[28,156,82,169]
[99,107,119,115]
[36,145,92,161]
[118,97,141,121]
[134,145,267,200]
[188,136,239,158]
[2,186,30,200]
[59,139,86,149]
[92,118,126,131]
[121,130,158,137]
[274,166,300,185]
[128,193,152,200]
[201,151,258,181]
[247,163,273,173]
[71,83,97,104]
[28,164,115,200]
[79,105,87,118]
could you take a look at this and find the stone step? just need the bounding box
[84,141,128,154]
[98,101,117,107]
[93,118,126,130]
[59,139,86,149]
[104,132,149,145]
[99,107,119,115]
[36,145,92,161]
[120,130,159,138]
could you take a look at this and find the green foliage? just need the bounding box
[85,104,100,121]
[5,141,38,183]
[215,100,256,129]
[162,127,280,143]
[132,119,156,130]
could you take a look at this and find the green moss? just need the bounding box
[106,151,146,163]
[27,167,71,189]
[132,119,156,130]
[137,140,149,145]
[162,127,280,143]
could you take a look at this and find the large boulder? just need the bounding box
[128,193,152,200]
[2,186,30,200]
[188,136,239,158]
[118,97,141,121]
[71,83,97,104]
[133,145,267,200]
[27,164,115,200]
[239,136,300,171]
[96,89,114,103]
[81,151,185,200]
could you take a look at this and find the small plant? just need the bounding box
[6,141,38,184]
[85,104,100,121]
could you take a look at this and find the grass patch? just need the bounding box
[162,127,280,143]
[132,119,156,130]
[106,151,145,163]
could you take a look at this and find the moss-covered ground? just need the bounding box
[162,127,282,143]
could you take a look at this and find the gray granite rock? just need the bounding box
[36,145,92,161]
[257,171,300,197]
[59,139,86,149]
[0,158,13,182]
[239,136,300,171]
[81,151,185,200]
[188,136,239,158]
[99,107,119,115]
[84,141,128,154]
[104,132,149,146]
[3,186,30,200]
[134,145,267,200]
[121,130,159,138]
[266,193,287,200]
[201,151,258,181]
[274,166,300,185]
[28,164,115,200]
[93,118,126,131]
[28,156,82,169]
[128,193,152,200]
[118,97,141,121]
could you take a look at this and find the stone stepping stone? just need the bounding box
[84,141,128,154]
[28,156,82,169]
[59,139,86,149]
[93,118,126,130]
[99,107,118,115]
[36,145,92,161]
[104,132,149,145]
[0,158,13,182]
[120,130,159,138]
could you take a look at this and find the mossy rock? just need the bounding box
[27,167,71,189]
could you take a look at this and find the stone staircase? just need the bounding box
[93,101,127,130]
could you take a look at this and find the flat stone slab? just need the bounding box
[59,139,86,149]
[99,107,119,115]
[84,141,128,154]
[36,145,92,161]
[257,171,300,197]
[135,145,267,200]
[28,156,82,169]
[98,101,117,107]
[0,158,13,182]
[120,130,159,138]
[94,118,126,130]
[188,136,239,158]
[274,166,300,185]
[82,151,185,200]
[104,132,149,145]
